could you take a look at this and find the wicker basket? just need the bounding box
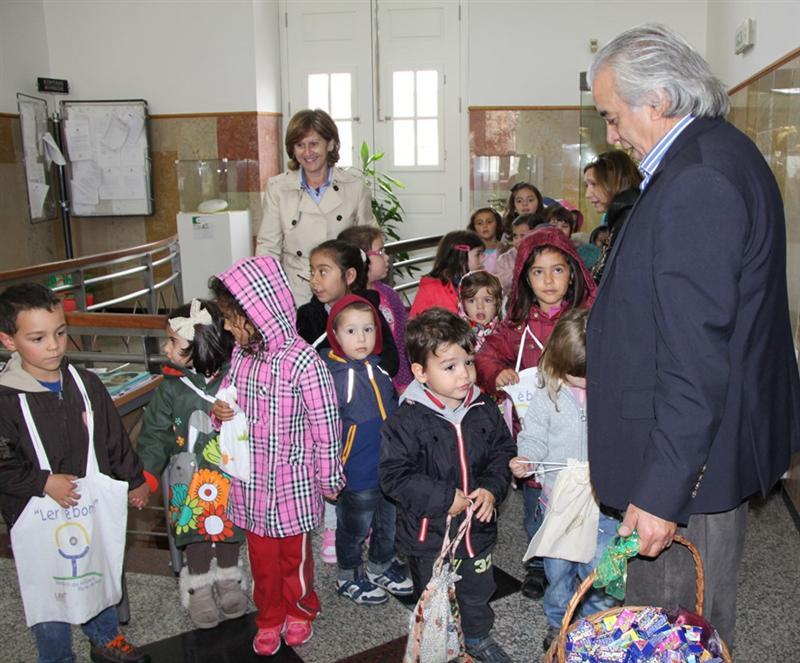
[545,535,732,662]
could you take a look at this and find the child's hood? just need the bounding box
[325,294,384,358]
[399,379,483,426]
[510,226,597,309]
[0,353,51,393]
[216,256,297,352]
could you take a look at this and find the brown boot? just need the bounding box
[214,565,248,619]
[180,568,220,629]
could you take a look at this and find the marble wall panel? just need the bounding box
[469,108,580,217]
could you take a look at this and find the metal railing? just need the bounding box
[0,235,183,314]
[384,233,442,294]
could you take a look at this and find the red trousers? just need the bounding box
[246,530,321,629]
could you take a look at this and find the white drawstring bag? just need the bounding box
[404,510,473,663]
[180,378,251,483]
[523,459,599,564]
[11,366,128,626]
[502,326,544,430]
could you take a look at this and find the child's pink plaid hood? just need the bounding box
[217,256,297,351]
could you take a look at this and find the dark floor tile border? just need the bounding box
[335,635,406,662]
[139,613,304,662]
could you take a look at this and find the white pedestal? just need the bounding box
[177,210,252,301]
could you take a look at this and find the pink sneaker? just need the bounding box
[253,626,281,656]
[283,619,314,647]
[320,528,336,564]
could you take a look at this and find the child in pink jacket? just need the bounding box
[210,256,345,656]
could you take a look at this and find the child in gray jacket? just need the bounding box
[509,309,619,653]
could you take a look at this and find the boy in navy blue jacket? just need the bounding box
[323,295,412,605]
[380,308,516,663]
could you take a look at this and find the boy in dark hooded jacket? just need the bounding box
[380,308,516,663]
[0,283,148,663]
[323,294,412,606]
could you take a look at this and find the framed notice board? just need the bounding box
[60,99,153,217]
[17,93,58,222]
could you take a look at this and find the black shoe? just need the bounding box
[465,635,512,662]
[542,625,560,653]
[90,635,151,663]
[521,562,547,599]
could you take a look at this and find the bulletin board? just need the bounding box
[60,99,153,217]
[17,94,58,222]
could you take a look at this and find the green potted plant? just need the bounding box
[359,142,418,280]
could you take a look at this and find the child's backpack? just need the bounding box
[403,509,474,663]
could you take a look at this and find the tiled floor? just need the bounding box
[1,488,798,662]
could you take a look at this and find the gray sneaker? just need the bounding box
[465,635,511,662]
[336,572,389,605]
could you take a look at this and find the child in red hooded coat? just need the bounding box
[475,226,597,600]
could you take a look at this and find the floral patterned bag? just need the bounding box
[404,509,474,663]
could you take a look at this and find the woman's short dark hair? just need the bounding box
[583,150,642,199]
[285,109,340,171]
[310,239,368,293]
[167,299,233,377]
[405,307,475,367]
[467,207,503,240]
[429,230,483,286]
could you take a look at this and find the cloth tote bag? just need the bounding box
[502,325,544,430]
[10,365,128,626]
[404,510,473,663]
[523,459,599,564]
[180,377,251,483]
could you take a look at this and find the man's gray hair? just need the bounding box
[588,23,729,118]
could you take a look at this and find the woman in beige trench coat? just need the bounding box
[256,109,377,306]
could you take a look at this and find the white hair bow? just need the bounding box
[170,299,213,341]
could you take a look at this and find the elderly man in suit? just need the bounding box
[586,24,800,646]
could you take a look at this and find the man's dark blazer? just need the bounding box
[586,116,800,524]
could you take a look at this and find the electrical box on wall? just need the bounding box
[734,18,754,54]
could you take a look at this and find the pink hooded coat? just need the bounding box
[216,256,345,538]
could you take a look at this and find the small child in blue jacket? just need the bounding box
[323,295,413,605]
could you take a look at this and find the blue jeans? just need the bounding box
[31,605,119,663]
[542,513,620,628]
[335,487,396,576]
[523,483,544,541]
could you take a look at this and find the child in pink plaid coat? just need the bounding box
[210,256,345,656]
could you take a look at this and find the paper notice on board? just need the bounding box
[42,132,66,167]
[99,166,146,200]
[64,119,93,161]
[71,161,101,205]
[97,143,121,168]
[27,182,49,218]
[20,105,40,158]
[101,113,130,150]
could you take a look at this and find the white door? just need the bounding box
[374,0,462,239]
[280,1,463,239]
[282,1,374,168]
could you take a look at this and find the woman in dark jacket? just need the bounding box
[584,150,642,283]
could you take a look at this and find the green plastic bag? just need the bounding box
[592,533,640,600]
